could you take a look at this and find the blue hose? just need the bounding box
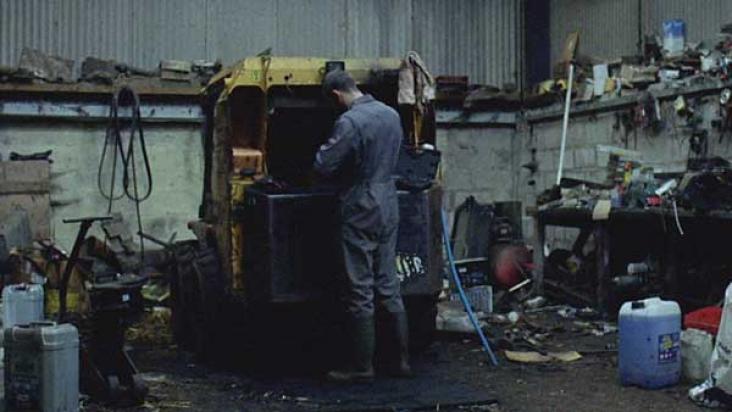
[441,209,499,366]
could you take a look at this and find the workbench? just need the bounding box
[533,206,732,313]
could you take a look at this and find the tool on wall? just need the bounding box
[97,86,153,260]
[634,92,663,133]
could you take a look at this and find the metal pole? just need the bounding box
[556,63,575,186]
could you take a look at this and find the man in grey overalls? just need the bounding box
[314,70,411,382]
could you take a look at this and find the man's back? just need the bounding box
[315,70,412,383]
[340,95,403,185]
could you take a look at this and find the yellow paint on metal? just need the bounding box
[230,177,256,291]
[217,56,402,94]
[46,290,81,315]
[204,56,405,291]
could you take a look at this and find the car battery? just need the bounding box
[232,148,264,176]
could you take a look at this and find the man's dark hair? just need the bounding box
[322,70,357,96]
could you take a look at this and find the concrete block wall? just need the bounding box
[521,99,732,200]
[437,126,520,213]
[437,93,732,246]
[0,122,204,250]
[515,100,732,248]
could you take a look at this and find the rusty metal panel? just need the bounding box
[550,0,640,64]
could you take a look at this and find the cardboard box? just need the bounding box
[232,148,264,175]
[0,161,51,240]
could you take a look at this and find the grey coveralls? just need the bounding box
[314,94,406,318]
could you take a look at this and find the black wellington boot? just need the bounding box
[327,316,375,383]
[385,311,412,377]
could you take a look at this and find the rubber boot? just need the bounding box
[385,311,412,377]
[327,316,375,383]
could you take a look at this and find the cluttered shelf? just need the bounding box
[523,79,732,124]
[436,78,732,127]
[0,49,218,100]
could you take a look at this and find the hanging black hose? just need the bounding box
[97,86,153,260]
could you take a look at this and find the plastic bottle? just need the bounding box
[663,19,686,57]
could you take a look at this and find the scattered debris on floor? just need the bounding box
[504,350,582,363]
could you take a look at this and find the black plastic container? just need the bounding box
[241,185,443,304]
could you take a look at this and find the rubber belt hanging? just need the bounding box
[97,86,153,260]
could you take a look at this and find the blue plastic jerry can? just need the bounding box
[619,297,681,389]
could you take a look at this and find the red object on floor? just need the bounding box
[684,306,723,335]
[491,244,531,289]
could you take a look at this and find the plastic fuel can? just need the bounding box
[2,284,44,329]
[4,321,79,411]
[619,297,681,389]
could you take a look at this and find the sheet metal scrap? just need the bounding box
[18,48,74,83]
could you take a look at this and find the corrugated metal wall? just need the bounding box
[643,0,732,44]
[550,0,640,63]
[412,0,519,88]
[0,0,519,86]
[550,0,732,69]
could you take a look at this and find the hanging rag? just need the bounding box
[398,51,435,113]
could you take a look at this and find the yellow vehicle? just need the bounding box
[175,56,442,368]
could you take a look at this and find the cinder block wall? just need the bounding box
[438,94,732,245]
[437,127,520,212]
[519,99,732,202]
[0,122,204,250]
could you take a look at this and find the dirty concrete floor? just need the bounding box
[84,314,704,412]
